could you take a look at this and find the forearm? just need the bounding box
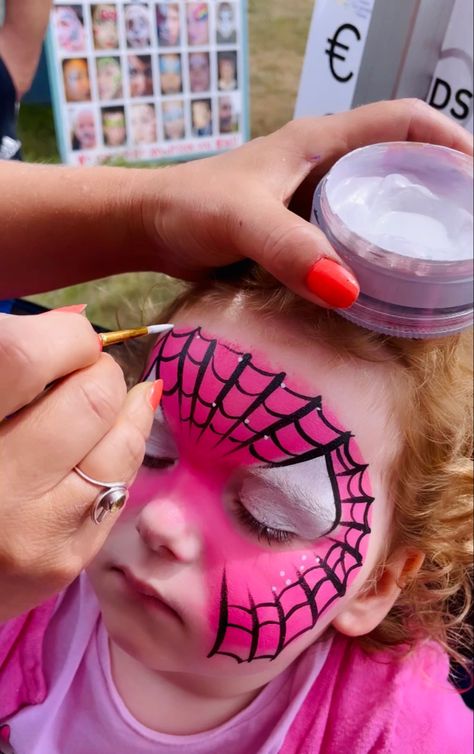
[0,162,161,297]
[1,0,52,96]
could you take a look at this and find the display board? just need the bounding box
[46,1,249,165]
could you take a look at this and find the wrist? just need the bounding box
[128,165,177,274]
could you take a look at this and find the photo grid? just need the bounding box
[49,2,246,165]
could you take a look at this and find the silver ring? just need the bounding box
[73,466,129,525]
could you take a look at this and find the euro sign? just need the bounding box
[325,23,361,83]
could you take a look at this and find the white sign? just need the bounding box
[427,0,473,132]
[296,0,472,133]
[295,0,374,117]
[46,1,249,166]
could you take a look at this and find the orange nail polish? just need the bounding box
[149,379,164,411]
[54,304,88,314]
[305,258,359,308]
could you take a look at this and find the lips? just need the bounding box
[116,567,182,623]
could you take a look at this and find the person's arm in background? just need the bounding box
[0,0,52,98]
[1,100,472,308]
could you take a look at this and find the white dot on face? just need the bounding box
[212,402,216,407]
[244,419,250,425]
[264,435,269,440]
[315,556,321,564]
[285,579,291,586]
[301,555,307,561]
[272,586,277,593]
[238,356,243,363]
[281,382,286,389]
[299,565,305,572]
[279,570,285,577]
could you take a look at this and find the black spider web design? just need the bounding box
[146,327,374,662]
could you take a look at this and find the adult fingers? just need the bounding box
[275,100,473,175]
[236,198,359,308]
[1,353,127,493]
[0,308,101,419]
[75,380,160,487]
[48,381,162,564]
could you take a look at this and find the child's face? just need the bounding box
[54,7,85,52]
[219,58,235,83]
[73,110,96,148]
[130,104,156,144]
[63,59,90,101]
[163,102,185,140]
[189,52,210,93]
[158,4,180,45]
[102,111,126,145]
[192,100,211,129]
[92,4,118,49]
[186,3,209,45]
[159,54,182,95]
[128,55,152,97]
[88,304,399,690]
[217,4,235,38]
[97,58,122,99]
[125,4,151,48]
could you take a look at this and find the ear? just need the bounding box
[331,549,425,638]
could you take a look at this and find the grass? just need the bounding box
[21,0,314,329]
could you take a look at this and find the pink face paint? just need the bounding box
[144,327,373,663]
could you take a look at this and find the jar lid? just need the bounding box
[311,142,473,338]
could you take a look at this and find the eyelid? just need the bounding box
[145,411,179,459]
[237,458,338,540]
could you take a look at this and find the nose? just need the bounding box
[136,498,201,563]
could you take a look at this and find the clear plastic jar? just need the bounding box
[311,142,473,338]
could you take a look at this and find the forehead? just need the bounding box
[147,304,400,478]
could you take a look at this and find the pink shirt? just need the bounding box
[0,575,472,753]
[3,576,332,754]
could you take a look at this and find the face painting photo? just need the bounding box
[124,3,152,48]
[70,107,96,149]
[91,4,119,49]
[53,5,86,52]
[62,58,91,101]
[156,3,181,46]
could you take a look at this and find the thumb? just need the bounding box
[241,201,360,309]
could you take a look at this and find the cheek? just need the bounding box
[204,525,372,662]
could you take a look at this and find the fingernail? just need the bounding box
[305,259,359,308]
[54,304,88,314]
[149,379,164,411]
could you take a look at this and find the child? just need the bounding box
[101,106,126,146]
[156,3,181,47]
[218,51,238,91]
[70,107,97,150]
[91,4,119,50]
[125,3,152,49]
[0,267,472,753]
[62,58,90,102]
[130,102,157,145]
[53,6,86,53]
[96,56,123,100]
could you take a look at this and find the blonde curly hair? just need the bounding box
[124,266,473,668]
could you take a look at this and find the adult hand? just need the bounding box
[0,308,160,620]
[142,99,473,308]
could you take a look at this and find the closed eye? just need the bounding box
[142,454,177,470]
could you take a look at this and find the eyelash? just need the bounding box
[142,454,176,470]
[233,499,296,547]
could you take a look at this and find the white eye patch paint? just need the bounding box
[145,408,179,459]
[238,455,338,540]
